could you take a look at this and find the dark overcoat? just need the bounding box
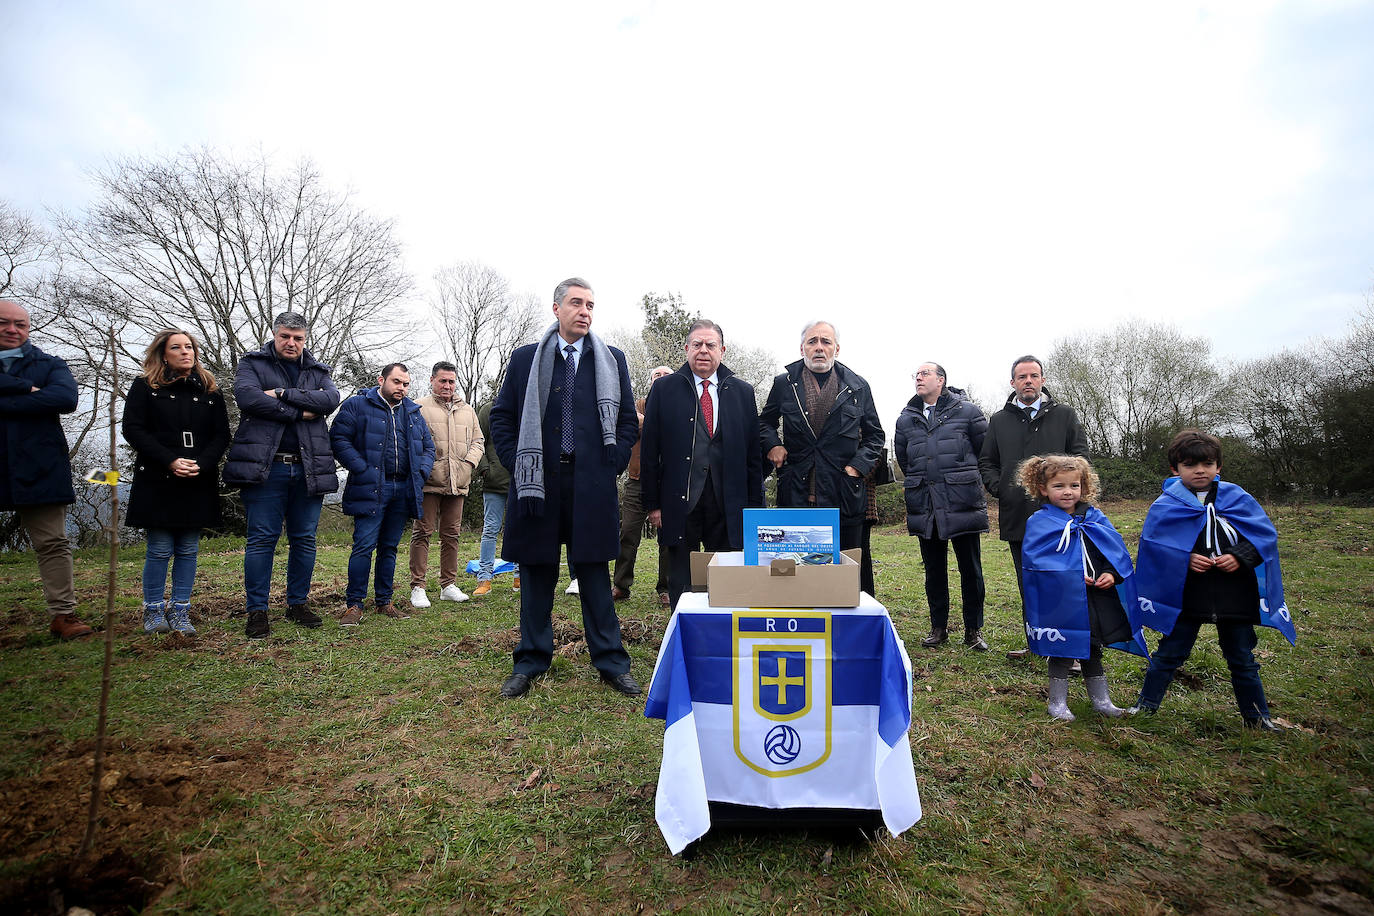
[758,359,884,525]
[0,342,78,509]
[122,374,231,529]
[893,386,989,540]
[489,340,638,564]
[222,341,340,496]
[640,363,765,548]
[330,387,435,519]
[977,388,1089,541]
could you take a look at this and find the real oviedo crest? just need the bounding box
[732,611,832,777]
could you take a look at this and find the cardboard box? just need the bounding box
[705,549,861,608]
[690,551,712,591]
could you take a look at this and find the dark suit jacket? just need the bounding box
[489,338,638,564]
[641,364,764,548]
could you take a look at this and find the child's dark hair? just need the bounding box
[1167,429,1223,468]
[1016,454,1100,505]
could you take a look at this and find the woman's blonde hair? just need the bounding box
[140,329,219,392]
[1017,454,1100,505]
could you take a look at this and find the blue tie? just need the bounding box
[561,345,576,454]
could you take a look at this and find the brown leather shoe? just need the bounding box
[50,613,94,640]
[340,605,363,627]
[377,602,410,620]
[612,587,630,602]
[658,592,670,608]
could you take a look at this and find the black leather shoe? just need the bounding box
[921,628,948,648]
[602,671,642,696]
[245,609,270,640]
[500,673,532,698]
[286,604,323,629]
[963,629,988,651]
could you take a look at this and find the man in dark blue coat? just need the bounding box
[490,278,640,698]
[223,312,341,639]
[641,319,764,610]
[0,300,90,640]
[331,363,435,628]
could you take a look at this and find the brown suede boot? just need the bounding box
[50,613,94,641]
[376,602,410,620]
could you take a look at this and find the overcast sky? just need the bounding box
[3,0,1371,427]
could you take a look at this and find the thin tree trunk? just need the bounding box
[78,327,119,862]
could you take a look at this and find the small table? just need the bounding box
[644,592,922,854]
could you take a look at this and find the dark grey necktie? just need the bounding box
[1023,405,1035,422]
[560,345,577,454]
[924,405,933,424]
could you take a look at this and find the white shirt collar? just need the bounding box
[558,335,585,357]
[1017,396,1043,414]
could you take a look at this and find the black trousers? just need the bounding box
[917,532,985,631]
[513,462,630,679]
[666,473,731,610]
[860,520,876,597]
[1008,540,1025,603]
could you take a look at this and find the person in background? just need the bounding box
[331,363,435,627]
[895,362,990,651]
[474,400,517,596]
[122,329,231,634]
[613,364,672,606]
[0,299,89,640]
[222,311,340,639]
[409,361,483,608]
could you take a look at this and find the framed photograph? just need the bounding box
[742,507,841,566]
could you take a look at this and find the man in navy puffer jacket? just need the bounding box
[223,312,340,639]
[331,363,435,627]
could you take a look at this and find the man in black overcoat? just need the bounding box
[489,278,640,698]
[759,320,884,554]
[641,320,764,610]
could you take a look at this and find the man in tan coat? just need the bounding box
[409,361,484,607]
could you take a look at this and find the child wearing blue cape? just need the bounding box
[1130,430,1295,731]
[1017,455,1150,722]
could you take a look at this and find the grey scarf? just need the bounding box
[514,322,621,514]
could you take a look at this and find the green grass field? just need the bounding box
[1,501,1371,914]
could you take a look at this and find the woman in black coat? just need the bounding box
[893,362,990,651]
[122,330,230,635]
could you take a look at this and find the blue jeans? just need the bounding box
[346,479,412,605]
[478,490,517,580]
[1137,617,1270,719]
[142,528,200,606]
[241,461,325,611]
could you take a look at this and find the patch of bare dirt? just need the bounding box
[0,735,293,915]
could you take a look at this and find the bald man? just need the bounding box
[0,300,90,639]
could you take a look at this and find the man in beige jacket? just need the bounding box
[409,361,484,607]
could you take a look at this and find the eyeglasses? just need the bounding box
[687,340,720,352]
[913,370,938,380]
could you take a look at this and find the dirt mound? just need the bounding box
[0,735,290,915]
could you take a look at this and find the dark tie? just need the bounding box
[700,379,713,435]
[924,405,933,424]
[561,345,576,454]
[1023,405,1035,422]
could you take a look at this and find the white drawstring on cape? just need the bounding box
[1204,503,1238,557]
[1054,517,1096,580]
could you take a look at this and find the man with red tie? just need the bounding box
[641,319,765,610]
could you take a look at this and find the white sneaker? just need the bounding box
[439,584,469,602]
[410,587,431,609]
[566,579,580,595]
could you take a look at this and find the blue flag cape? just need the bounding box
[1134,477,1296,645]
[1021,504,1150,660]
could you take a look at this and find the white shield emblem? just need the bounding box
[732,610,832,777]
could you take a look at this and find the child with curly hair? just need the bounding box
[1017,454,1149,721]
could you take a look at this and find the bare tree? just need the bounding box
[1049,319,1227,462]
[429,262,544,404]
[53,148,416,384]
[0,201,52,299]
